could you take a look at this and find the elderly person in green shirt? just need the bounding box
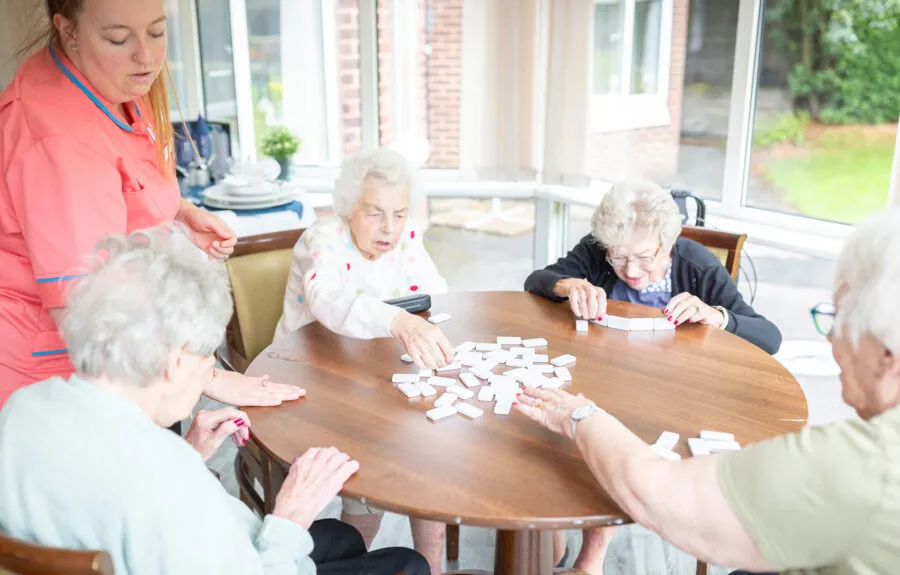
[516,207,900,575]
[0,229,429,575]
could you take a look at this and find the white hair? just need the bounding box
[60,228,233,385]
[332,147,423,217]
[834,207,900,353]
[591,180,683,248]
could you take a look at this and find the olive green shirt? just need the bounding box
[719,405,900,574]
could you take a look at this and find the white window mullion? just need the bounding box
[720,0,764,211]
[228,0,256,161]
[657,0,673,100]
[321,0,342,165]
[889,116,900,207]
[620,0,636,95]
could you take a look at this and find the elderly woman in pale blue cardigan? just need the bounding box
[0,229,428,575]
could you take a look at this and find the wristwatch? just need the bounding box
[570,402,605,437]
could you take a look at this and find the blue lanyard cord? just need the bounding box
[49,43,137,133]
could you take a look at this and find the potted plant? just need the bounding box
[261,127,301,181]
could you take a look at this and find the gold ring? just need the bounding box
[535,399,544,408]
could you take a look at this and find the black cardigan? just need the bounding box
[524,235,782,355]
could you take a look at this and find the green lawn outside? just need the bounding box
[758,126,895,224]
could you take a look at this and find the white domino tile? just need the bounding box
[415,381,437,397]
[496,336,522,345]
[434,392,459,408]
[700,430,735,442]
[493,399,513,415]
[448,385,474,400]
[397,383,421,398]
[456,402,484,419]
[470,367,493,380]
[458,372,480,388]
[550,354,576,367]
[705,439,741,453]
[531,354,549,363]
[476,342,502,352]
[688,437,710,456]
[651,444,682,461]
[505,357,529,368]
[458,352,485,367]
[530,364,555,374]
[654,431,680,451]
[426,405,458,421]
[543,377,565,389]
[575,319,589,332]
[522,338,548,348]
[606,316,631,331]
[435,362,461,373]
[653,317,676,331]
[454,341,477,353]
[400,354,413,363]
[630,317,656,332]
[554,367,572,381]
[418,367,433,377]
[477,386,495,402]
[428,313,452,324]
[509,347,535,357]
[427,376,456,387]
[392,373,420,384]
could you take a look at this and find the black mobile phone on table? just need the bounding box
[384,294,432,314]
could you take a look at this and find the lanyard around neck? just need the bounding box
[49,43,142,133]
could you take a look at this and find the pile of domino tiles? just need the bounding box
[651,430,742,460]
[391,336,576,423]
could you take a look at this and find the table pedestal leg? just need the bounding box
[493,529,554,575]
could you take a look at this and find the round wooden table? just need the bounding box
[245,292,807,575]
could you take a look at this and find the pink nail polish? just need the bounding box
[234,418,244,427]
[674,320,680,326]
[667,316,672,321]
[240,438,246,446]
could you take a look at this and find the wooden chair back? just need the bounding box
[0,534,113,575]
[680,226,747,281]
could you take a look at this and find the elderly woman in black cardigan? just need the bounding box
[524,180,781,574]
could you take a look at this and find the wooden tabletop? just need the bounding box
[245,292,807,530]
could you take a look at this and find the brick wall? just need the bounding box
[586,0,690,184]
[336,1,362,156]
[425,0,463,168]
[376,0,395,147]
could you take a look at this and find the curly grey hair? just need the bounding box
[590,180,683,248]
[834,207,900,353]
[60,228,233,385]
[332,147,423,217]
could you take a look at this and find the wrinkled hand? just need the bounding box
[515,388,595,439]
[204,370,306,407]
[663,293,724,327]
[553,278,608,320]
[178,203,237,259]
[185,408,250,462]
[273,447,360,530]
[390,311,454,369]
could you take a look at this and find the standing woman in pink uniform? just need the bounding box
[0,0,303,409]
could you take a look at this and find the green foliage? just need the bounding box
[753,111,812,147]
[261,127,301,160]
[766,0,900,124]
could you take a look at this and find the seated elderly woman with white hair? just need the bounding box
[0,230,429,575]
[517,207,900,575]
[275,147,450,574]
[525,180,781,573]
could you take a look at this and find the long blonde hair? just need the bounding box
[20,0,176,175]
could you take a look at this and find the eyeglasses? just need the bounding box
[810,302,835,337]
[606,243,662,270]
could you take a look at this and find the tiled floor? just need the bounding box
[205,216,850,574]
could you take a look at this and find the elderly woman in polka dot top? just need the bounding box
[275,147,452,367]
[275,147,450,574]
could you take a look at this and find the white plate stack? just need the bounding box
[202,177,300,211]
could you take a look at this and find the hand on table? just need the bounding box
[553,278,608,320]
[515,388,595,440]
[390,311,454,369]
[663,293,725,327]
[205,369,306,407]
[177,201,237,260]
[273,447,360,530]
[185,408,250,462]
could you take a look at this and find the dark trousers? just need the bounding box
[310,519,430,575]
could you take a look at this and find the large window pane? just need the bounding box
[630,0,661,94]
[165,8,186,114]
[668,0,739,201]
[593,0,625,94]
[745,0,898,223]
[196,0,237,123]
